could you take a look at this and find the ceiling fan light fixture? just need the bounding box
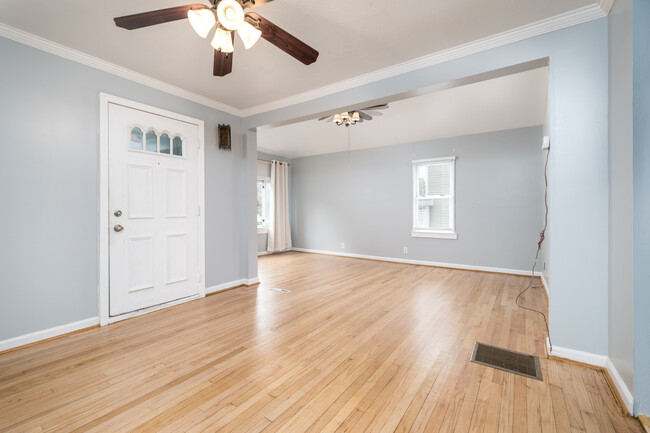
[352,112,360,122]
[217,0,245,31]
[333,114,342,125]
[211,28,234,53]
[237,21,262,49]
[187,8,216,38]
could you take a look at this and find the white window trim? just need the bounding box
[257,176,270,234]
[412,156,457,240]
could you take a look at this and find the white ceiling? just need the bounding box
[257,67,549,159]
[0,0,590,111]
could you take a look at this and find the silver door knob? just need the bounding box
[114,224,124,232]
[114,210,122,217]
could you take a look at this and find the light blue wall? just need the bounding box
[633,0,650,416]
[0,36,247,341]
[608,0,635,395]
[290,127,544,270]
[246,19,610,356]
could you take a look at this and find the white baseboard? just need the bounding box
[206,278,260,295]
[258,251,270,256]
[605,357,634,415]
[0,317,99,352]
[291,248,542,277]
[540,273,550,297]
[547,338,633,415]
[548,342,607,367]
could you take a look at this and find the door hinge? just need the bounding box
[198,205,201,216]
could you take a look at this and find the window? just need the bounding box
[412,157,457,239]
[257,178,270,234]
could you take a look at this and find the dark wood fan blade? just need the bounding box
[318,115,333,121]
[214,32,235,77]
[114,4,208,30]
[361,104,388,111]
[213,50,234,76]
[242,0,274,9]
[358,111,372,121]
[246,12,319,65]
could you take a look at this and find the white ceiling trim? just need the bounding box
[1,2,611,119]
[598,0,616,14]
[0,23,244,117]
[240,3,607,117]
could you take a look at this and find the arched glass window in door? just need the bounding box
[130,127,143,150]
[145,130,157,152]
[160,134,171,154]
[173,136,183,156]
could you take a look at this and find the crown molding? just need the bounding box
[240,3,608,117]
[598,0,616,15]
[1,1,610,120]
[0,23,244,117]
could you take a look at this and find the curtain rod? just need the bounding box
[258,158,290,166]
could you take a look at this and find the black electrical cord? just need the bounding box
[515,144,552,355]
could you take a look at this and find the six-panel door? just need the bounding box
[108,103,200,317]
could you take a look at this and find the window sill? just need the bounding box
[412,231,457,240]
[257,227,268,234]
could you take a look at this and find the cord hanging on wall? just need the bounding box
[515,141,552,354]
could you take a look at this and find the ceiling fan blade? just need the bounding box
[318,115,333,121]
[358,111,373,121]
[214,32,235,77]
[114,4,207,30]
[361,104,389,111]
[246,12,319,65]
[214,52,234,77]
[242,0,274,9]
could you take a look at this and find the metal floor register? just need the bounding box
[470,342,543,381]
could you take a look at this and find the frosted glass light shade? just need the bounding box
[237,22,262,49]
[211,28,234,53]
[217,0,245,31]
[352,112,360,122]
[333,114,342,124]
[188,9,216,38]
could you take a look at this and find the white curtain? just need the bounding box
[267,161,292,253]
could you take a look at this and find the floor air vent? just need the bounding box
[270,288,291,293]
[470,342,543,381]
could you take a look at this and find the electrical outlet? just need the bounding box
[341,242,345,249]
[403,247,408,254]
[543,262,546,270]
[542,136,550,150]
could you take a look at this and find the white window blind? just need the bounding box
[412,157,456,238]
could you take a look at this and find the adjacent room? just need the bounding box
[1,0,649,432]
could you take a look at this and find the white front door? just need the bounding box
[108,103,200,317]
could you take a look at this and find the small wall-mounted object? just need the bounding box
[218,124,231,150]
[542,136,550,150]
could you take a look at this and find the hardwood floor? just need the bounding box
[0,252,642,432]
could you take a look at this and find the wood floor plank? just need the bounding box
[0,252,643,433]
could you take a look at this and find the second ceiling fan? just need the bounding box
[114,0,319,77]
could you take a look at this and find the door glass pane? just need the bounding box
[130,127,143,150]
[146,131,157,152]
[160,134,171,154]
[173,136,183,156]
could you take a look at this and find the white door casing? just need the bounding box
[99,94,205,325]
